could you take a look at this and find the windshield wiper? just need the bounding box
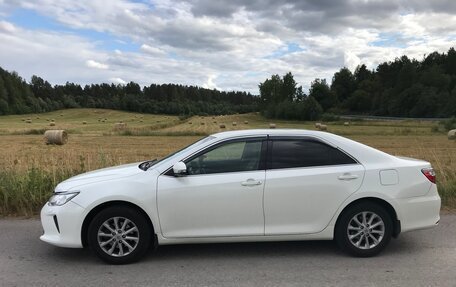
[138,159,158,171]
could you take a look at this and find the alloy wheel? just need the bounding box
[97,216,140,257]
[347,211,385,250]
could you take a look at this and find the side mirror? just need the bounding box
[172,161,187,177]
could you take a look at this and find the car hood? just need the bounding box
[55,162,144,192]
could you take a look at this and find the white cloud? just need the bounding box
[202,74,219,90]
[109,77,127,84]
[1,0,456,94]
[140,44,166,55]
[344,52,361,72]
[0,20,15,33]
[86,59,109,70]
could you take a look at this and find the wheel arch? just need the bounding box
[334,197,401,238]
[81,200,156,247]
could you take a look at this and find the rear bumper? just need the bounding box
[40,201,85,248]
[396,185,441,233]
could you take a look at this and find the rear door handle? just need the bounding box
[241,179,263,186]
[338,173,359,181]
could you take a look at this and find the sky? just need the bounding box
[0,0,456,94]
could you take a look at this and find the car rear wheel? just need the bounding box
[88,206,152,264]
[335,202,392,257]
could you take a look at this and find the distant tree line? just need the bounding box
[260,47,456,120]
[2,47,456,119]
[0,68,257,116]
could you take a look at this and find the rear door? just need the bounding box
[264,137,365,235]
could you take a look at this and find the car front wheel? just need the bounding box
[335,202,393,257]
[88,205,152,264]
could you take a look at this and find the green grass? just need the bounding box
[0,167,72,216]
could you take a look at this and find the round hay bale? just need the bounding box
[244,121,249,124]
[113,122,127,131]
[51,119,55,122]
[448,129,456,140]
[232,121,237,126]
[219,124,226,128]
[200,122,205,125]
[44,130,68,145]
[315,122,322,129]
[82,121,87,125]
[344,122,350,126]
[320,124,328,131]
[21,118,25,121]
[25,119,32,124]
[269,123,276,129]
[49,122,56,126]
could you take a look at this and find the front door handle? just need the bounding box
[241,178,263,186]
[338,173,359,181]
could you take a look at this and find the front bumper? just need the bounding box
[40,201,85,248]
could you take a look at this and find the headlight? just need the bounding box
[48,192,79,206]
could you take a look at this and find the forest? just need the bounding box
[0,70,257,116]
[260,48,456,120]
[1,47,456,119]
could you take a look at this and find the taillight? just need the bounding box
[421,168,436,184]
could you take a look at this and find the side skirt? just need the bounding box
[155,225,335,245]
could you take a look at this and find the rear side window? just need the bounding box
[270,139,356,169]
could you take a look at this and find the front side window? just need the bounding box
[186,140,263,175]
[270,138,356,169]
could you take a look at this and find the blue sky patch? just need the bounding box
[264,42,305,59]
[370,32,409,48]
[5,8,140,52]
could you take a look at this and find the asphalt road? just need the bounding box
[1,215,455,287]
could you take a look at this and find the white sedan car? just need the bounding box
[40,129,441,264]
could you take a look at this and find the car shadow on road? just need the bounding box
[151,240,339,261]
[145,235,421,263]
[41,235,421,265]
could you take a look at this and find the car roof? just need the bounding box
[211,129,395,165]
[212,129,328,139]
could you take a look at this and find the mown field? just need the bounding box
[0,108,455,216]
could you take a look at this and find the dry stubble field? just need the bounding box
[0,108,454,215]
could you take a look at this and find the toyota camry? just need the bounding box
[40,129,441,264]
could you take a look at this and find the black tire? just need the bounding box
[88,205,152,264]
[335,201,393,257]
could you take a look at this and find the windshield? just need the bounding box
[139,136,215,170]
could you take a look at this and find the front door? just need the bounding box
[157,138,266,238]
